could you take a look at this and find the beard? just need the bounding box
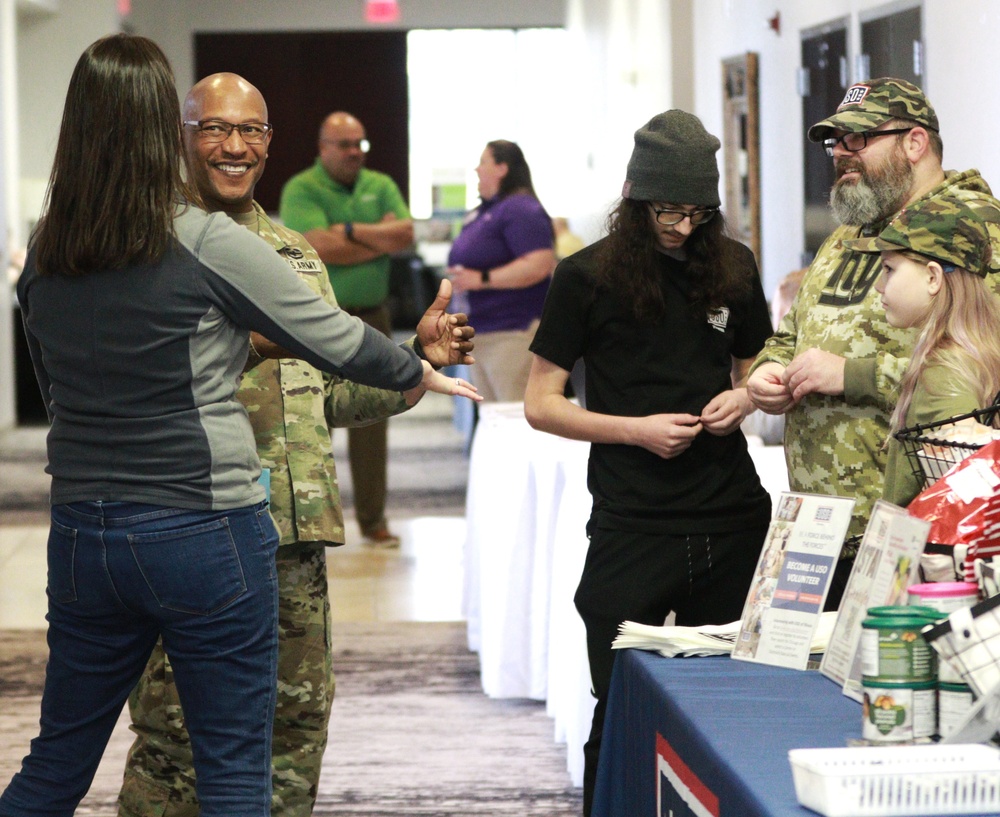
[829,144,914,226]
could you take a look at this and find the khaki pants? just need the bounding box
[468,320,540,403]
[346,304,392,535]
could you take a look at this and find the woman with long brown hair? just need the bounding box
[1,34,477,816]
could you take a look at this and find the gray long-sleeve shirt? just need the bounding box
[17,204,422,510]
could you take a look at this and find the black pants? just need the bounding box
[574,523,768,816]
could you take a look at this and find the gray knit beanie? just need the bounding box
[622,110,721,207]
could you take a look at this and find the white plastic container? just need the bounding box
[907,583,979,683]
[788,744,1000,817]
[907,582,979,614]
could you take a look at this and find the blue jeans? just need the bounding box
[0,500,279,817]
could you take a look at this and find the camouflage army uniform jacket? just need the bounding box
[750,169,1000,540]
[235,203,409,546]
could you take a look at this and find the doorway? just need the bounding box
[800,20,848,260]
[859,3,923,85]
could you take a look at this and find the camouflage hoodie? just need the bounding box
[751,168,999,540]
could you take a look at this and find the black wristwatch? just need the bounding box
[481,267,490,286]
[344,222,355,242]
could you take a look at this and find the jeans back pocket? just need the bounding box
[129,516,248,615]
[47,520,78,604]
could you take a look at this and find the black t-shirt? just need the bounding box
[529,237,773,535]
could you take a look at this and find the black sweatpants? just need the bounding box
[574,523,768,816]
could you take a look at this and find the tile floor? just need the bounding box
[0,516,467,630]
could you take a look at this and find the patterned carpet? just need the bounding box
[0,624,583,815]
[0,393,579,812]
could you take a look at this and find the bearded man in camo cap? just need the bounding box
[747,77,1000,607]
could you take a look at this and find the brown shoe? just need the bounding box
[362,526,401,549]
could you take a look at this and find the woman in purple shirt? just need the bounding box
[447,141,557,401]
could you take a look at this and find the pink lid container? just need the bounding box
[908,582,979,599]
[907,582,979,614]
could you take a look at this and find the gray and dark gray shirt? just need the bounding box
[17,204,423,510]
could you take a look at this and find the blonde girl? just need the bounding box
[846,193,1000,508]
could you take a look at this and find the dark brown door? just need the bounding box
[860,6,923,85]
[800,24,848,259]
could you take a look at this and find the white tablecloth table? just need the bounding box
[463,402,790,786]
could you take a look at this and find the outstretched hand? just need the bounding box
[416,278,476,367]
[418,362,482,402]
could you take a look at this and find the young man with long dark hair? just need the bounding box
[524,110,773,816]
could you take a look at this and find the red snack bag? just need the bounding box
[906,439,1000,579]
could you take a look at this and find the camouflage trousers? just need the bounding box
[117,541,334,817]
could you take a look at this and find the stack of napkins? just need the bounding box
[612,611,838,658]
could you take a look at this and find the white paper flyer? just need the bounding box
[731,492,855,671]
[819,500,930,700]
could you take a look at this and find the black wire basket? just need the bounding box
[894,399,1000,491]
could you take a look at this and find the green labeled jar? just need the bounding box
[866,605,942,622]
[861,679,936,743]
[938,681,975,740]
[861,610,936,683]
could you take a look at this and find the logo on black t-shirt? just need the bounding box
[707,306,730,333]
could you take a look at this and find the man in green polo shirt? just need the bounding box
[280,112,413,547]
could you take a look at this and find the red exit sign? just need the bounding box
[365,0,400,24]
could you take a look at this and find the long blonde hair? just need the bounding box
[891,258,1000,432]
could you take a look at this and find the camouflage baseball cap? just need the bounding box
[844,193,1000,277]
[808,77,939,142]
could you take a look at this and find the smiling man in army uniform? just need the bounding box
[747,77,1000,605]
[116,72,474,817]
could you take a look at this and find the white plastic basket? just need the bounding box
[789,744,1000,817]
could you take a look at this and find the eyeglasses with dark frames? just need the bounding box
[822,127,914,157]
[649,205,719,227]
[321,138,371,153]
[183,120,272,144]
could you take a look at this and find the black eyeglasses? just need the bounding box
[321,138,371,153]
[649,205,718,227]
[184,120,272,144]
[822,127,913,157]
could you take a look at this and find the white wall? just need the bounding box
[1,0,21,429]
[403,0,692,240]
[922,2,1000,186]
[407,28,583,219]
[17,0,119,200]
[691,0,1000,296]
[1,1,118,432]
[558,0,692,243]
